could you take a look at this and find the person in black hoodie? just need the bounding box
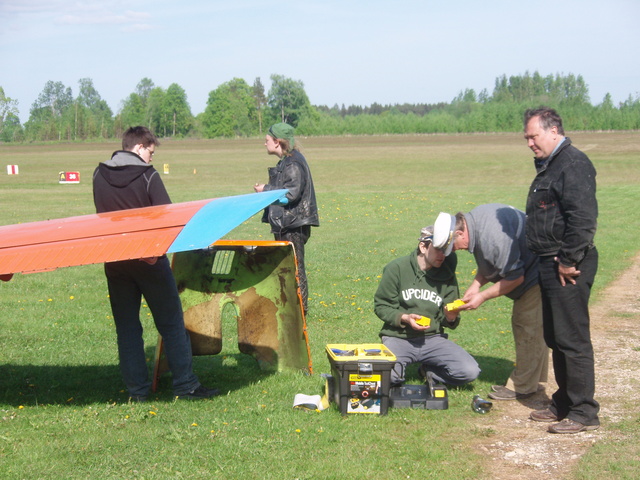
[93,126,219,402]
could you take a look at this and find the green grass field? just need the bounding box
[1,132,639,479]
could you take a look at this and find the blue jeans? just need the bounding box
[538,248,600,426]
[382,334,480,386]
[105,256,200,397]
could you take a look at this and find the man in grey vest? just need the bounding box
[449,205,548,400]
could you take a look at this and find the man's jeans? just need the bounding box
[105,257,200,397]
[538,248,600,426]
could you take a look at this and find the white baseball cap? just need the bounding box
[432,212,455,256]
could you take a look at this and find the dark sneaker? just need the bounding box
[548,418,599,434]
[176,385,221,400]
[419,367,444,391]
[419,365,440,385]
[530,408,561,423]
[418,364,429,382]
[488,385,535,401]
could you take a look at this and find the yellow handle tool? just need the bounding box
[446,299,466,311]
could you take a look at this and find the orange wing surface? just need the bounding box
[0,190,287,278]
[0,200,207,276]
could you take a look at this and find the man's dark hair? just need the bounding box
[454,212,466,232]
[122,126,160,151]
[523,107,565,135]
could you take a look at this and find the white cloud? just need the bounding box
[55,11,151,26]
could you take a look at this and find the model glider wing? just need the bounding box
[169,191,285,252]
[0,189,287,278]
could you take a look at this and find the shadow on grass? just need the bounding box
[473,355,517,386]
[0,349,276,407]
[0,349,519,407]
[401,355,515,389]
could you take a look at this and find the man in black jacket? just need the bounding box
[93,126,219,402]
[523,108,599,434]
[254,123,319,315]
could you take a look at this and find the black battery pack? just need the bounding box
[389,383,449,410]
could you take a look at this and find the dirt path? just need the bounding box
[475,253,640,479]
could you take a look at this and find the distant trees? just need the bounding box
[75,78,113,139]
[164,83,193,136]
[199,74,315,137]
[3,70,640,143]
[252,77,267,135]
[117,78,152,129]
[311,71,638,134]
[490,71,590,106]
[24,81,73,141]
[19,79,113,141]
[266,74,313,127]
[201,78,256,138]
[116,78,193,137]
[0,87,23,141]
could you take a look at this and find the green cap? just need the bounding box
[268,122,295,148]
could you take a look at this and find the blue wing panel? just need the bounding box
[167,189,288,253]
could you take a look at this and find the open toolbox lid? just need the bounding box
[326,343,396,362]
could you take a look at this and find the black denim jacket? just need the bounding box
[525,137,598,266]
[261,149,319,233]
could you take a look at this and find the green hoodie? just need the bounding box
[375,250,460,339]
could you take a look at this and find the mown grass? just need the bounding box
[1,132,639,479]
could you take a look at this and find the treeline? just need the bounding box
[1,71,639,143]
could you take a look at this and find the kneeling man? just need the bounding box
[374,213,480,386]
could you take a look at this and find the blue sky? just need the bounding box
[2,0,639,124]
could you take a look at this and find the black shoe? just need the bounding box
[177,385,221,400]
